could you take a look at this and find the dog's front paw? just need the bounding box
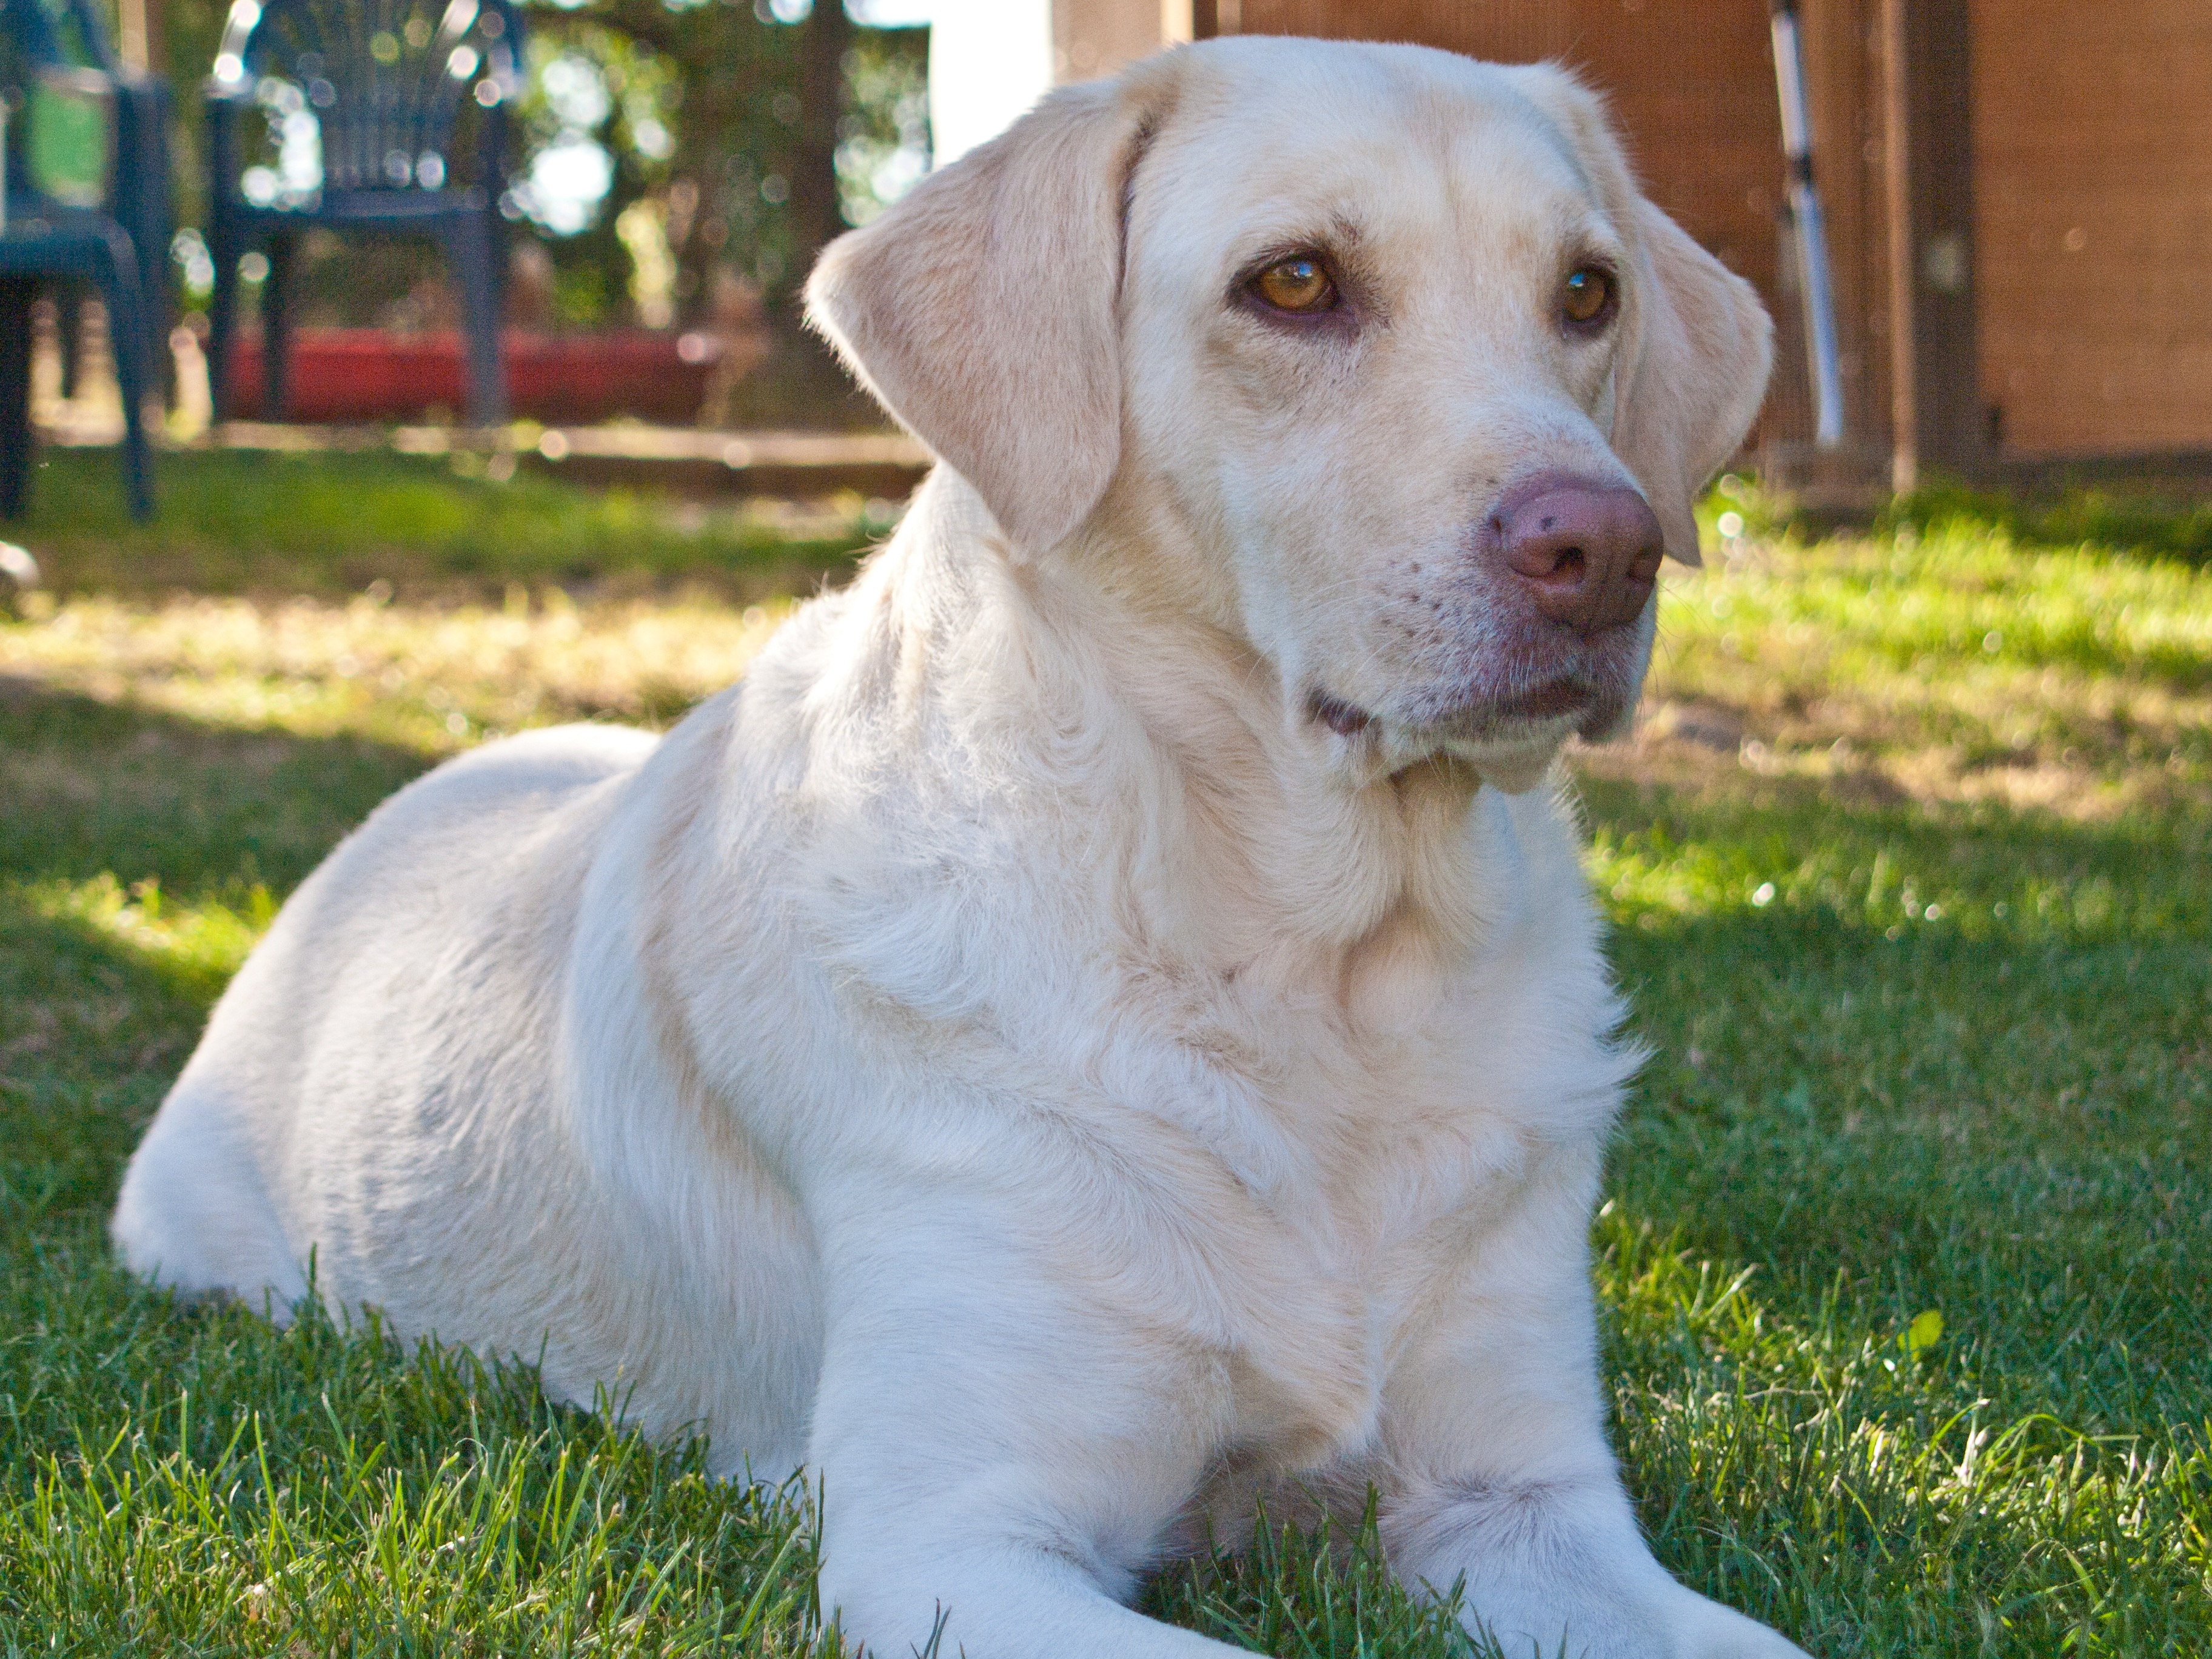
[1463,1584,1812,1659]
[1667,1591,1814,1659]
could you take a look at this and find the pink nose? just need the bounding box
[1489,474,1664,634]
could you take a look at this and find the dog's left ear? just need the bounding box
[805,60,1180,555]
[1612,200,1774,567]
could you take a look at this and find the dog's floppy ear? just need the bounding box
[1612,200,1774,567]
[805,63,1178,555]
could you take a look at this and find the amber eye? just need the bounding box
[1561,266,1614,327]
[1251,256,1338,313]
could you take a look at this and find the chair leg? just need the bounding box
[209,224,242,421]
[263,233,298,423]
[96,268,157,523]
[449,213,507,429]
[0,280,35,520]
[57,285,84,402]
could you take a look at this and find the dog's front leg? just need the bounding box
[803,1188,1247,1659]
[1375,1149,1813,1659]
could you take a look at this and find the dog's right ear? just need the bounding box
[805,61,1181,557]
[1611,199,1773,569]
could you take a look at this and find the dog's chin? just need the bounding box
[1306,619,1650,791]
[1431,703,1587,794]
[1368,669,1640,791]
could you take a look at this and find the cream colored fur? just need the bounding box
[114,37,1803,1659]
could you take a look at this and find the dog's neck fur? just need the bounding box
[848,471,1515,1027]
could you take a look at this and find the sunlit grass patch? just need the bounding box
[1597,1210,2212,1654]
[1882,479,2212,567]
[12,874,273,1000]
[1583,799,2208,944]
[0,1292,833,1656]
[1,590,796,754]
[1618,520,2212,822]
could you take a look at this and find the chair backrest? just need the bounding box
[210,0,524,194]
[3,0,121,212]
[2,0,116,78]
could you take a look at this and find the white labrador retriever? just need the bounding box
[115,36,1805,1659]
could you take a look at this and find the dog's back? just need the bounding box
[113,722,657,1316]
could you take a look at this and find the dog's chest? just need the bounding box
[1160,996,1581,1466]
[1212,961,1581,1232]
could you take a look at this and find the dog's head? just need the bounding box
[808,38,1771,785]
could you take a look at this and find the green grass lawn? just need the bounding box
[9,446,878,602]
[1,454,2207,1655]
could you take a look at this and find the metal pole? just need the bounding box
[1770,0,1845,450]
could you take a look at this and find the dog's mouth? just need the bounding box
[1433,677,1621,748]
[1305,579,1654,756]
[1424,602,1652,740]
[1307,677,1624,782]
[1310,675,1605,733]
[1491,676,1596,720]
[1312,668,1627,748]
[1308,691,1375,736]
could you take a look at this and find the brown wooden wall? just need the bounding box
[1972,0,2212,458]
[1234,1,1902,459]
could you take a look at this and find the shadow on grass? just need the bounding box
[1577,767,2209,1433]
[0,681,434,1231]
[10,447,876,604]
[0,677,432,897]
[0,893,196,1227]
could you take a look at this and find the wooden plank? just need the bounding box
[1906,0,1982,475]
[1055,0,1173,79]
[1972,0,2212,455]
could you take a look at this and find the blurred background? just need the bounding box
[11,0,2207,517]
[12,0,940,441]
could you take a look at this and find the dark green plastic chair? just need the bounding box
[204,0,525,427]
[1,0,170,520]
